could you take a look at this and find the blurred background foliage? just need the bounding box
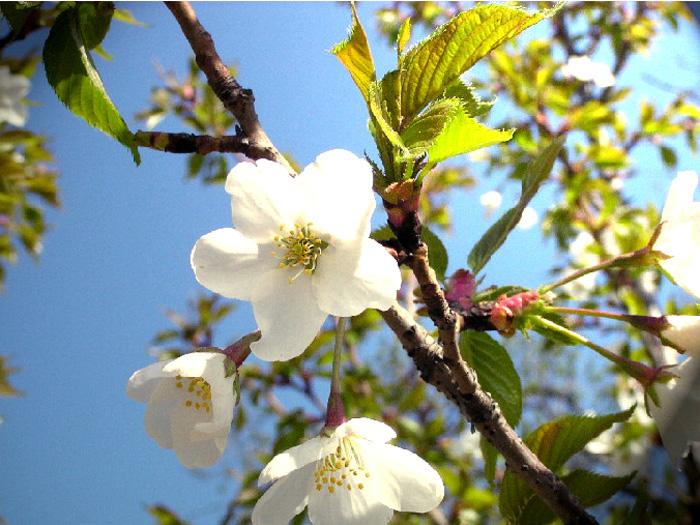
[2,1,700,524]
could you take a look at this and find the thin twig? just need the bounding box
[134,130,269,157]
[164,1,295,174]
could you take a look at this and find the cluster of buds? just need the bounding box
[489,290,542,336]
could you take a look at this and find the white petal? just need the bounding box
[191,228,275,301]
[661,171,698,225]
[143,379,178,449]
[172,418,227,468]
[225,159,303,242]
[313,240,400,317]
[334,418,396,444]
[650,358,700,468]
[250,269,328,361]
[356,440,444,513]
[126,360,168,402]
[259,436,327,485]
[307,475,393,525]
[252,463,313,525]
[297,150,376,247]
[663,316,700,357]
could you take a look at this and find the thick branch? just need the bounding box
[164,1,294,174]
[134,130,272,158]
[380,303,597,524]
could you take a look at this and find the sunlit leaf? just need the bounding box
[427,108,513,165]
[43,7,140,165]
[401,4,548,121]
[331,3,376,104]
[421,225,448,281]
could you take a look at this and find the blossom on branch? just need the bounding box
[648,357,700,469]
[654,171,700,299]
[561,55,615,88]
[127,351,237,468]
[251,418,444,525]
[191,150,401,361]
[0,66,30,127]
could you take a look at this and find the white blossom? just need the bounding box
[517,206,538,230]
[479,190,502,217]
[561,55,616,88]
[0,66,30,127]
[252,418,444,525]
[191,150,401,361]
[654,171,700,298]
[648,357,700,469]
[127,352,237,468]
[661,316,700,356]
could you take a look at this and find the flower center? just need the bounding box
[313,437,371,494]
[273,223,329,284]
[174,374,212,413]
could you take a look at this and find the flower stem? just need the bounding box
[546,306,670,335]
[532,316,661,387]
[540,225,664,294]
[324,317,347,430]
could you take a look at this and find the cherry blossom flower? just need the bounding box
[660,315,700,356]
[517,206,538,230]
[561,55,615,88]
[654,171,700,298]
[251,418,444,525]
[479,190,502,217]
[127,351,237,468]
[648,357,700,468]
[191,150,401,361]
[0,66,30,127]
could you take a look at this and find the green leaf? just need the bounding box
[499,407,635,523]
[77,2,114,50]
[459,331,522,426]
[368,80,408,156]
[0,2,39,33]
[331,3,376,104]
[113,8,148,27]
[442,81,495,117]
[427,107,513,165]
[401,5,547,121]
[400,98,462,159]
[421,225,448,281]
[660,145,678,169]
[397,17,412,55]
[519,470,636,525]
[43,7,140,165]
[468,136,565,275]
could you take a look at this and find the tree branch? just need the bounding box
[164,1,295,174]
[379,302,598,524]
[134,130,272,158]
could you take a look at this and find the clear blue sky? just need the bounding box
[0,3,698,524]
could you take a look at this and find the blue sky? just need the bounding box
[0,3,698,524]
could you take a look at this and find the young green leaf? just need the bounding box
[427,108,513,165]
[468,136,565,275]
[421,225,448,281]
[499,406,635,523]
[401,5,547,122]
[399,98,462,159]
[43,7,140,165]
[459,331,522,427]
[442,81,495,117]
[368,80,408,157]
[331,3,376,104]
